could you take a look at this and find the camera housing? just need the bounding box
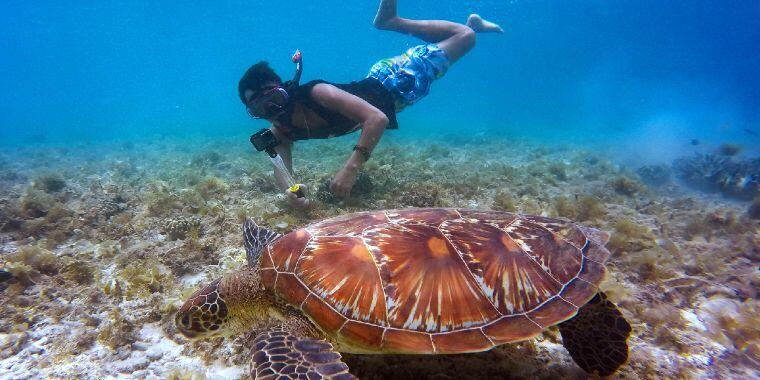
[250,128,280,157]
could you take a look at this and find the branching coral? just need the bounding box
[673,154,759,199]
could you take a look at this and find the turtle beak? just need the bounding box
[175,312,197,339]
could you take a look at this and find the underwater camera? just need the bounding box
[250,128,280,158]
[249,128,305,199]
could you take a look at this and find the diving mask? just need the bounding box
[246,86,289,119]
[245,50,303,120]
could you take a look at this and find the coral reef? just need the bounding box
[1,135,758,379]
[673,153,759,199]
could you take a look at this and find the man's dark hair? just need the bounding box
[238,61,282,104]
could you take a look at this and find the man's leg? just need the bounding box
[373,0,503,63]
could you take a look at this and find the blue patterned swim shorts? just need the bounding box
[367,44,450,111]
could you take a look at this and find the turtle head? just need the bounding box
[175,268,272,340]
[175,278,229,339]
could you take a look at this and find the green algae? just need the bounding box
[8,245,60,275]
[492,191,518,212]
[607,219,655,254]
[20,188,57,218]
[547,162,568,181]
[97,308,137,350]
[609,175,644,196]
[552,195,606,222]
[32,173,67,193]
[195,176,230,201]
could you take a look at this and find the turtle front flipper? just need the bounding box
[243,218,282,266]
[558,292,632,376]
[251,330,356,380]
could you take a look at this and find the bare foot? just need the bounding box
[466,14,504,33]
[374,0,399,29]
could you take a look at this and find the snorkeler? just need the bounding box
[239,0,503,207]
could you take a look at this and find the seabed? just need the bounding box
[0,133,758,379]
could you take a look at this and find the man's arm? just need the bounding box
[310,83,389,198]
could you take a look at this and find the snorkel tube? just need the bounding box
[249,49,306,198]
[290,49,303,86]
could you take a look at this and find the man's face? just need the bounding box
[245,82,285,123]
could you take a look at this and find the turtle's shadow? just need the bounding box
[342,344,586,380]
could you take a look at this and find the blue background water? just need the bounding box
[1,1,758,161]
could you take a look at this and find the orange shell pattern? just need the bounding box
[259,208,610,354]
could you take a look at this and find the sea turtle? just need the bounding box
[175,208,631,378]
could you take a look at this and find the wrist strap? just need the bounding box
[352,145,371,161]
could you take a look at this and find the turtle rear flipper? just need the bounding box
[251,330,356,380]
[558,292,632,376]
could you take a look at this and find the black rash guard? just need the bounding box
[276,78,398,141]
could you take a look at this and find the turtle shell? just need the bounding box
[259,208,610,354]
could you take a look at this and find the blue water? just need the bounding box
[1,1,758,160]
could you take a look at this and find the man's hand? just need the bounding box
[330,167,358,198]
[286,184,309,209]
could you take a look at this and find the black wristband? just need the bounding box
[353,145,371,161]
